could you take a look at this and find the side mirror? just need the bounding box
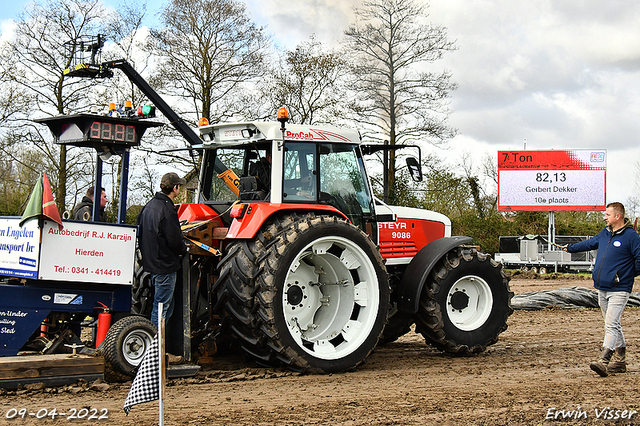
[406,157,422,182]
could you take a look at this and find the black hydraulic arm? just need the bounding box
[99,60,241,196]
[101,59,201,146]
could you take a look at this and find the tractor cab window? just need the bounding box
[282,141,373,230]
[283,142,317,201]
[202,147,244,202]
[200,144,271,203]
[318,143,372,229]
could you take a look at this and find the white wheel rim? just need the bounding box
[446,275,493,331]
[122,329,154,366]
[283,236,380,360]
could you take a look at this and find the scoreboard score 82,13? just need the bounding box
[497,150,606,211]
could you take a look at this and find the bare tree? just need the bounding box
[129,155,160,205]
[0,135,42,215]
[99,0,154,218]
[0,52,41,214]
[0,63,32,125]
[420,158,472,217]
[0,0,112,213]
[343,0,457,204]
[104,0,154,107]
[149,0,270,125]
[254,37,348,125]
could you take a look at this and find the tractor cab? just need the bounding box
[197,120,377,234]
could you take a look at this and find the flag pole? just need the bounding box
[158,302,165,426]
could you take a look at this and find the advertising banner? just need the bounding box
[498,150,606,211]
[0,218,40,279]
[38,220,137,285]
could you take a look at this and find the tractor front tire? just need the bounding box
[415,247,513,354]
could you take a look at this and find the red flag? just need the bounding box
[42,173,63,229]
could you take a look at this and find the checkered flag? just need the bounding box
[123,334,159,415]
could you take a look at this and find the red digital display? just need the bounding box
[90,121,137,143]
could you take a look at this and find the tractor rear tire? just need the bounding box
[415,247,513,354]
[101,316,156,377]
[217,213,390,373]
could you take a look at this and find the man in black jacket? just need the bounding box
[138,172,188,328]
[72,186,108,221]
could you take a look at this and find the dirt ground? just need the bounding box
[3,274,640,425]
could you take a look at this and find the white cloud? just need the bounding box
[0,19,17,46]
[421,0,640,204]
[246,0,359,48]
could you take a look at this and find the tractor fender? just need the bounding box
[227,203,349,239]
[396,236,473,314]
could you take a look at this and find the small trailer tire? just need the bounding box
[102,316,157,376]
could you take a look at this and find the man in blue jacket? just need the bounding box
[564,202,640,376]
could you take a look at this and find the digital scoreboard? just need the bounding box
[498,149,606,211]
[34,113,162,148]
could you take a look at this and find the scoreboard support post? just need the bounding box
[92,151,103,222]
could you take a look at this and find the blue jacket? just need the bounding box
[567,221,640,292]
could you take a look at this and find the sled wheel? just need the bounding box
[102,316,156,376]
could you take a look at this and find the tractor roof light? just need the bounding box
[277,107,289,132]
[277,108,289,124]
[198,117,209,127]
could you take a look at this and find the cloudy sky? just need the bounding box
[2,0,640,206]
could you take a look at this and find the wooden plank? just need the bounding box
[212,227,228,239]
[0,354,99,370]
[0,364,104,380]
[0,374,104,390]
[0,355,104,381]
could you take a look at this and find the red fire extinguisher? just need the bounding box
[40,317,49,337]
[96,302,111,347]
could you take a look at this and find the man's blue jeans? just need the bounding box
[598,290,630,350]
[150,272,177,327]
